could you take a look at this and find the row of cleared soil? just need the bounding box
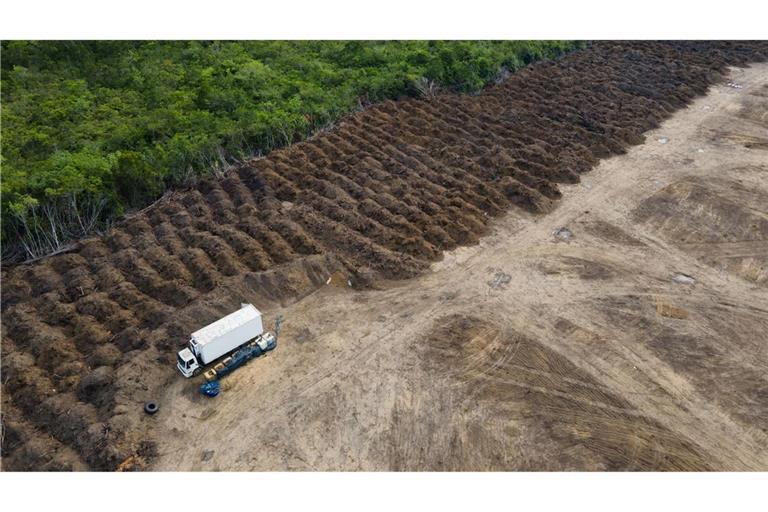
[2,41,768,470]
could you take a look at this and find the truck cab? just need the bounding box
[177,347,200,378]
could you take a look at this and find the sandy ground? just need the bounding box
[153,64,768,471]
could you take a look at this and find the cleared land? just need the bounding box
[2,42,768,470]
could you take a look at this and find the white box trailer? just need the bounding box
[177,303,264,377]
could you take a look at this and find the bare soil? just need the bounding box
[2,42,768,471]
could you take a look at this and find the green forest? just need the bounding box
[1,40,583,259]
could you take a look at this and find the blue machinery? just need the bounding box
[199,380,220,397]
[199,315,282,397]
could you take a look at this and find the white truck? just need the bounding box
[176,303,275,378]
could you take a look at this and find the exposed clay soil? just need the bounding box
[2,41,768,471]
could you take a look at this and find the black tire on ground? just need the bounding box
[144,401,159,415]
[193,367,202,377]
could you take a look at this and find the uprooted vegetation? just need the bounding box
[2,41,768,471]
[1,40,582,261]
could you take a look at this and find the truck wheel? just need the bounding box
[193,367,202,377]
[144,401,159,415]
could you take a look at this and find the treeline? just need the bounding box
[1,40,584,260]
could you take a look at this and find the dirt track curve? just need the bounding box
[2,41,768,471]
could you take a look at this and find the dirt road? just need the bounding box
[152,63,768,470]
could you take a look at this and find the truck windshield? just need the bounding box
[177,354,188,368]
